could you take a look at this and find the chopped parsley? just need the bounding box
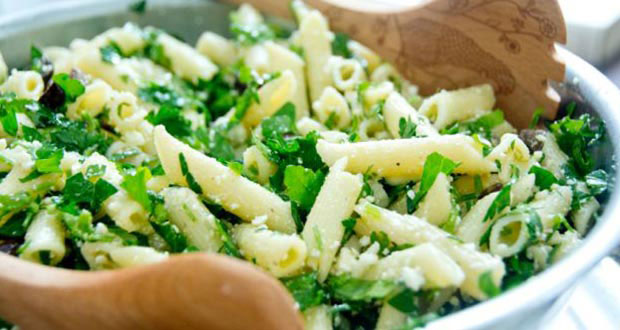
[549,107,605,176]
[100,42,124,64]
[52,73,85,104]
[281,272,327,311]
[399,116,417,138]
[120,167,152,212]
[478,271,501,298]
[146,105,192,138]
[528,166,558,190]
[283,165,326,211]
[179,153,203,194]
[482,184,511,222]
[407,152,459,213]
[331,33,353,58]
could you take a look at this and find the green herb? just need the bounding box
[261,102,296,138]
[142,29,171,68]
[357,81,370,104]
[110,149,141,162]
[229,10,276,45]
[61,173,117,214]
[502,253,535,290]
[61,210,114,242]
[440,110,504,139]
[585,169,608,195]
[120,167,152,212]
[283,165,326,211]
[49,120,111,155]
[408,152,459,213]
[52,73,85,103]
[0,206,38,238]
[478,271,501,298]
[388,288,417,314]
[20,144,64,183]
[529,108,544,128]
[281,272,326,311]
[100,42,124,64]
[227,161,244,176]
[370,231,391,254]
[482,184,511,222]
[200,71,237,119]
[399,117,417,138]
[22,125,42,141]
[341,217,357,246]
[151,220,195,253]
[107,223,148,246]
[146,105,192,138]
[528,166,558,190]
[195,127,236,162]
[214,218,242,258]
[549,109,605,176]
[29,45,45,73]
[327,274,398,302]
[0,105,17,136]
[179,153,203,195]
[331,33,353,58]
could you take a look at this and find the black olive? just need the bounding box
[39,82,66,109]
[0,238,23,256]
[519,129,546,152]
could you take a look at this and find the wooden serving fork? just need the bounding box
[227,0,567,128]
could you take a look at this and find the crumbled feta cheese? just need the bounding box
[251,215,268,225]
[401,267,425,290]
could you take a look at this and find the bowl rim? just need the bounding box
[1,1,620,329]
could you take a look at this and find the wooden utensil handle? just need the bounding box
[0,253,302,330]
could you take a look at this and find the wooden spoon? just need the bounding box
[0,252,303,330]
[226,0,567,128]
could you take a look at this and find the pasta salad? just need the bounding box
[0,1,609,329]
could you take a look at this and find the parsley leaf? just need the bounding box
[100,42,124,64]
[52,73,85,103]
[550,108,605,176]
[441,110,504,139]
[229,10,276,45]
[478,271,501,298]
[283,165,326,211]
[120,167,152,212]
[398,117,417,138]
[261,102,296,139]
[528,166,557,190]
[281,272,326,311]
[341,217,357,246]
[482,184,512,222]
[61,173,117,214]
[529,108,544,128]
[0,106,18,137]
[327,274,398,302]
[146,105,192,138]
[179,153,202,195]
[388,288,417,314]
[585,169,608,195]
[331,33,353,58]
[61,210,113,242]
[408,152,459,213]
[214,218,242,258]
[0,193,34,219]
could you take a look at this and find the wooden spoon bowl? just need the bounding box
[0,253,303,330]
[229,0,567,128]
